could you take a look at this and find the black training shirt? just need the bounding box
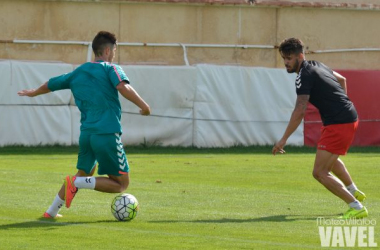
[296,60,358,126]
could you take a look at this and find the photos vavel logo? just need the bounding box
[317,217,377,248]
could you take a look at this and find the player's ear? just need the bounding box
[103,46,110,56]
[297,52,305,60]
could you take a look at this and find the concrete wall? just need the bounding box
[1,0,379,69]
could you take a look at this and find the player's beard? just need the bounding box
[286,59,299,73]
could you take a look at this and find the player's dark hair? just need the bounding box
[92,31,117,57]
[279,38,304,56]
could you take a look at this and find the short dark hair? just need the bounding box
[279,38,304,56]
[92,31,117,56]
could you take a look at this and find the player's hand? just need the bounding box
[272,139,286,155]
[140,107,151,116]
[18,89,36,97]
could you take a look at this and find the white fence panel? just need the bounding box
[0,61,302,147]
[193,65,301,147]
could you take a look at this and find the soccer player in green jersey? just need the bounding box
[18,31,151,218]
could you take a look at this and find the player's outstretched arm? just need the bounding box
[18,82,51,97]
[272,95,309,155]
[116,82,151,116]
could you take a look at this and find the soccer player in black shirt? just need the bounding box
[272,38,368,219]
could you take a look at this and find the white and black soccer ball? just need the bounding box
[111,193,139,221]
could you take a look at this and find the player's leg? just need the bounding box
[58,168,97,201]
[313,150,367,218]
[91,133,130,192]
[44,133,97,217]
[67,171,129,193]
[44,168,96,218]
[313,150,354,203]
[315,121,367,218]
[331,158,352,186]
[331,158,366,201]
[63,133,99,208]
[66,133,130,193]
[94,173,129,193]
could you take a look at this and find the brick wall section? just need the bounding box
[72,0,249,4]
[95,0,380,9]
[2,0,380,66]
[253,1,380,10]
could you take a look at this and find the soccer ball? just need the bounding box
[111,193,139,221]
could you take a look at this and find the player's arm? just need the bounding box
[272,95,309,155]
[116,82,151,116]
[17,82,51,97]
[333,71,347,94]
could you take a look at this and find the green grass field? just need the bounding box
[0,146,379,249]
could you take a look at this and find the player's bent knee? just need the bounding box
[118,181,129,192]
[312,170,321,180]
[312,169,328,181]
[109,174,129,193]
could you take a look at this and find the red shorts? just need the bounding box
[317,120,358,155]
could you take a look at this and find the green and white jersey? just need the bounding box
[48,60,129,134]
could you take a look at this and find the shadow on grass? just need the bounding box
[0,218,124,230]
[149,214,339,224]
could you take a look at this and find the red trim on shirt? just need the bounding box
[113,65,122,82]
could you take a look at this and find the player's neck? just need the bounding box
[296,59,305,74]
[94,56,111,63]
